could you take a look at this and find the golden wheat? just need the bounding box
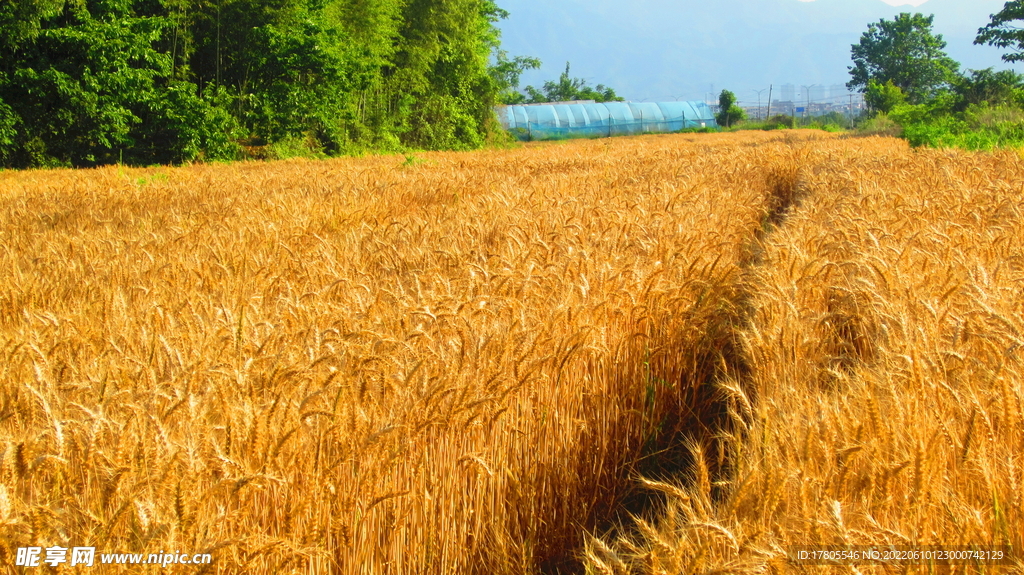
[599,137,1024,574]
[0,131,822,573]
[2,130,1019,574]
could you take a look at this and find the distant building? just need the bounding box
[829,84,848,104]
[809,85,826,104]
[780,84,795,103]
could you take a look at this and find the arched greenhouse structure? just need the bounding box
[496,101,718,140]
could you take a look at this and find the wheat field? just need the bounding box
[586,137,1024,574]
[0,131,1020,574]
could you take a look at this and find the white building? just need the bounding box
[809,85,826,104]
[780,84,795,103]
[829,84,848,104]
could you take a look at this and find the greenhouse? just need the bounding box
[496,100,718,140]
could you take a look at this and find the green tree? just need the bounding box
[0,0,237,167]
[2,0,171,165]
[0,0,517,166]
[951,68,1024,110]
[521,62,624,104]
[321,0,406,147]
[848,13,960,104]
[976,1,1024,62]
[539,62,585,102]
[716,89,745,127]
[576,83,622,103]
[490,51,541,105]
[864,79,906,113]
[388,0,508,149]
[0,0,66,50]
[155,0,353,150]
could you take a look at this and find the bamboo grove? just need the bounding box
[0,0,515,168]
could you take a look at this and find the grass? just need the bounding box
[873,103,1024,151]
[899,116,1024,150]
[0,131,1020,574]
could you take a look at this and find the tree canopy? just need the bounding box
[716,89,745,127]
[515,62,624,104]
[951,67,1024,111]
[864,79,906,114]
[0,0,535,167]
[491,51,541,105]
[848,13,960,104]
[976,1,1024,63]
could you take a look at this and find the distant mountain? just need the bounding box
[496,0,1020,103]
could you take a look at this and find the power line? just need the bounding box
[736,93,864,106]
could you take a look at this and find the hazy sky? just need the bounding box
[811,0,931,5]
[498,0,1019,103]
[868,0,930,5]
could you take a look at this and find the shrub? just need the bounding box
[856,112,902,137]
[890,101,1024,150]
[865,79,906,113]
[266,133,327,160]
[764,114,795,130]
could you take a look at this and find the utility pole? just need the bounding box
[801,84,818,123]
[752,88,768,121]
[766,84,773,120]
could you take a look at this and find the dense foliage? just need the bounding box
[0,0,522,167]
[506,62,624,105]
[864,79,906,114]
[845,9,1024,151]
[879,69,1024,150]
